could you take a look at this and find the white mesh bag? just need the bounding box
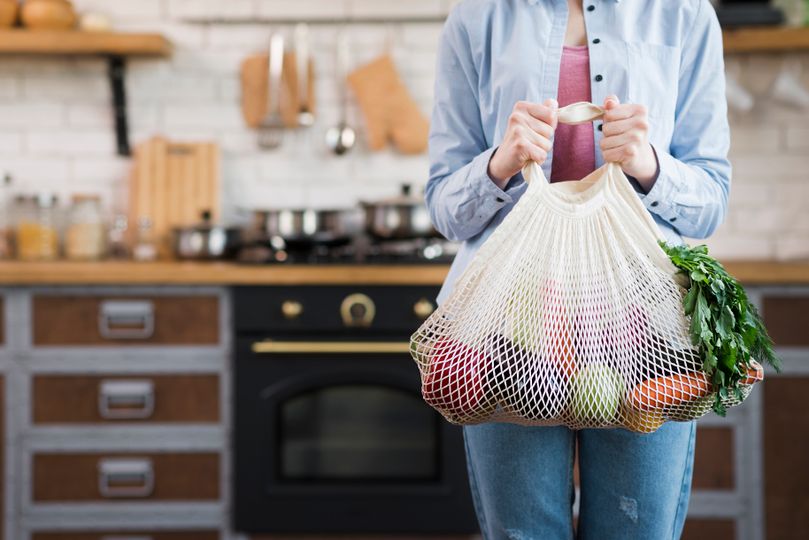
[410,102,758,433]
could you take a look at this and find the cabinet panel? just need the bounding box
[692,427,734,490]
[0,295,4,345]
[33,452,220,502]
[32,533,219,540]
[32,295,220,346]
[765,377,809,540]
[762,295,809,346]
[681,518,735,540]
[33,374,220,424]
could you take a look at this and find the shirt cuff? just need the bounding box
[472,146,514,208]
[636,145,683,226]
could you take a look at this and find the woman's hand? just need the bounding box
[600,95,659,189]
[488,98,558,187]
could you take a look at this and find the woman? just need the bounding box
[426,0,730,539]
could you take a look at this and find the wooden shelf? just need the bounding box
[724,26,809,53]
[0,30,171,56]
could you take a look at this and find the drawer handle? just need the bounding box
[98,300,155,340]
[98,458,154,498]
[252,340,411,354]
[101,537,153,540]
[98,380,155,420]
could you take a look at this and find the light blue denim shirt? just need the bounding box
[427,0,730,304]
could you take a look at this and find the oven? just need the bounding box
[233,286,477,534]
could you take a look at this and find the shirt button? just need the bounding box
[597,123,603,132]
[670,217,678,222]
[592,38,601,44]
[650,201,659,207]
[496,197,504,203]
[587,5,595,11]
[594,74,603,82]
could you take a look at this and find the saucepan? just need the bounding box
[251,207,364,247]
[172,210,245,260]
[361,185,438,239]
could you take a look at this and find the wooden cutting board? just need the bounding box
[129,137,221,258]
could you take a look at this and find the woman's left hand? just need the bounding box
[600,95,659,189]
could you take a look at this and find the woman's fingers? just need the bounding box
[603,103,648,123]
[511,111,555,142]
[600,130,643,151]
[601,115,647,137]
[515,100,558,127]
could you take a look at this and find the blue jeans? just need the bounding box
[463,421,696,540]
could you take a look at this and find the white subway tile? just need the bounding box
[22,75,110,101]
[255,0,349,20]
[163,104,244,128]
[167,0,255,20]
[207,25,277,50]
[401,23,444,49]
[26,131,117,156]
[0,158,70,185]
[67,104,160,132]
[729,125,780,153]
[0,133,23,155]
[0,103,64,128]
[701,230,775,260]
[733,207,783,233]
[775,234,809,260]
[117,22,208,49]
[348,0,444,18]
[72,0,164,20]
[785,126,809,151]
[127,72,218,102]
[0,77,18,99]
[70,156,130,183]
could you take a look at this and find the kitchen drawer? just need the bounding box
[33,452,220,502]
[692,426,734,490]
[763,295,809,347]
[32,295,220,346]
[33,374,220,424]
[681,518,735,540]
[32,533,219,540]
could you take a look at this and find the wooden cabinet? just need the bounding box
[32,374,220,424]
[762,295,809,346]
[692,427,734,490]
[32,295,220,346]
[32,532,219,540]
[681,519,736,540]
[0,295,4,345]
[33,452,220,502]
[764,377,809,540]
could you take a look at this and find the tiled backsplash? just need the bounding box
[0,0,807,260]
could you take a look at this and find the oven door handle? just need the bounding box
[251,340,411,354]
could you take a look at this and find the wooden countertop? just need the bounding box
[0,260,807,286]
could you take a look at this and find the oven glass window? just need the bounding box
[279,384,439,482]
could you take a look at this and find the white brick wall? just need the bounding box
[0,0,806,261]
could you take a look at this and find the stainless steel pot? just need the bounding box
[172,211,244,260]
[253,208,363,247]
[361,185,438,239]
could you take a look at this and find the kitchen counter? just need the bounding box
[0,260,808,285]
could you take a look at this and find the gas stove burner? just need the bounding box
[236,234,458,265]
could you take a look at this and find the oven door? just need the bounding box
[234,338,478,534]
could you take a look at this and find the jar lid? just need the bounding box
[35,194,58,207]
[71,193,101,203]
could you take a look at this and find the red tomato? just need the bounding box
[422,339,494,422]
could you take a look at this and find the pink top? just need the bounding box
[550,45,596,183]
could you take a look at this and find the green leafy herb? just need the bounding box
[660,242,781,415]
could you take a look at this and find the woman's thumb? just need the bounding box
[604,95,620,110]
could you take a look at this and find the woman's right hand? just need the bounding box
[487,98,558,187]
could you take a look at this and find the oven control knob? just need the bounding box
[413,298,435,319]
[281,300,303,320]
[340,293,375,327]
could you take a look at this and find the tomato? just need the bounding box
[422,338,495,423]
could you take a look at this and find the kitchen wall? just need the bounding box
[0,0,807,260]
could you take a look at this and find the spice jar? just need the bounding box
[65,194,105,260]
[16,194,60,261]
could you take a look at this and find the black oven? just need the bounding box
[233,286,477,534]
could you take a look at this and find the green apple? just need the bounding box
[570,364,624,425]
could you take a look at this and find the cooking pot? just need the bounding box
[172,211,244,260]
[361,185,438,239]
[253,208,363,248]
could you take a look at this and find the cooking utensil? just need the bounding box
[172,210,243,260]
[253,208,362,247]
[362,185,438,239]
[258,33,286,150]
[325,31,356,156]
[295,23,315,128]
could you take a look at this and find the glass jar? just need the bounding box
[65,194,105,260]
[16,194,60,261]
[0,174,12,260]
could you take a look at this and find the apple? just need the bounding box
[422,338,496,423]
[570,363,624,426]
[487,333,569,421]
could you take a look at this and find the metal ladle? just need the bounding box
[325,31,356,155]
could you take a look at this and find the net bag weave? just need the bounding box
[411,102,756,433]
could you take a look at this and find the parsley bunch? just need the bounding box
[661,242,781,415]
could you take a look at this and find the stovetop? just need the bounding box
[236,236,459,265]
